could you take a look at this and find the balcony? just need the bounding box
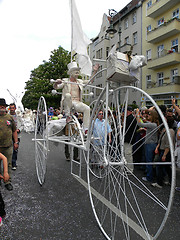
[147,0,180,18]
[147,77,180,89]
[120,44,132,53]
[147,18,180,43]
[146,80,180,96]
[148,51,180,70]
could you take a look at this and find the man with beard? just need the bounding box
[0,98,18,191]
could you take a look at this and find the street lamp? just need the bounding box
[118,27,122,51]
[106,9,117,38]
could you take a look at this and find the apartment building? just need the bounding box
[142,0,180,107]
[87,0,143,107]
[86,13,110,105]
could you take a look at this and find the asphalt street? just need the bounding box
[0,131,180,240]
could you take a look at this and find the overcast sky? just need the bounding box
[0,0,129,104]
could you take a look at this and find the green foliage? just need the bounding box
[22,46,71,110]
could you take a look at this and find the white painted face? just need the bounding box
[70,70,80,78]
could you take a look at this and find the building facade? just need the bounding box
[86,0,180,109]
[87,0,143,107]
[142,0,180,107]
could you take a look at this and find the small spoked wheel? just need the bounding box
[34,96,48,185]
[87,85,175,240]
[67,114,85,162]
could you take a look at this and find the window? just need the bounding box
[96,48,102,59]
[133,32,137,45]
[173,8,179,19]
[106,47,109,58]
[171,69,178,83]
[147,0,152,9]
[157,72,164,86]
[147,25,151,33]
[146,49,151,60]
[125,36,129,44]
[146,75,151,88]
[157,44,164,57]
[171,38,178,52]
[124,18,128,29]
[157,17,164,27]
[132,12,136,24]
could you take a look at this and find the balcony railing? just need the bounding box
[147,0,180,18]
[147,76,180,89]
[148,50,180,70]
[147,18,180,43]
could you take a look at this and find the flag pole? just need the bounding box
[70,0,73,63]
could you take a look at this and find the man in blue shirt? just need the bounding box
[91,110,112,167]
[93,110,112,146]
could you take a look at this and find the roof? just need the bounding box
[113,0,143,23]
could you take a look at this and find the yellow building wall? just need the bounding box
[142,0,180,106]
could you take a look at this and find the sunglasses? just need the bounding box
[99,113,103,115]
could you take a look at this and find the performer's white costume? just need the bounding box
[55,62,90,130]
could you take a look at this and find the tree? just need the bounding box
[22,46,71,110]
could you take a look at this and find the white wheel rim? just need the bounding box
[87,85,175,240]
[35,96,48,185]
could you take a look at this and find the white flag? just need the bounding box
[69,0,92,76]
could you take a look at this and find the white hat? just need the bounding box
[67,62,81,75]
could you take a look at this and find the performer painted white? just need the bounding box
[53,62,98,131]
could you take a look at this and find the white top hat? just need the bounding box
[67,62,81,74]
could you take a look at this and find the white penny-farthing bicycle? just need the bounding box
[34,49,175,240]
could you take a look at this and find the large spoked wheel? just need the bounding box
[87,85,175,240]
[34,96,48,185]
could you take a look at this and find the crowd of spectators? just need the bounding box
[126,99,180,190]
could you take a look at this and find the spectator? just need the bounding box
[93,110,112,146]
[152,116,175,188]
[134,109,147,170]
[136,109,159,182]
[51,111,59,120]
[172,98,180,116]
[166,108,177,132]
[64,124,78,162]
[141,109,149,123]
[171,98,180,191]
[48,107,54,120]
[0,152,9,225]
[91,110,112,167]
[0,98,18,191]
[159,105,167,117]
[124,106,138,173]
[9,103,23,170]
[175,125,180,168]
